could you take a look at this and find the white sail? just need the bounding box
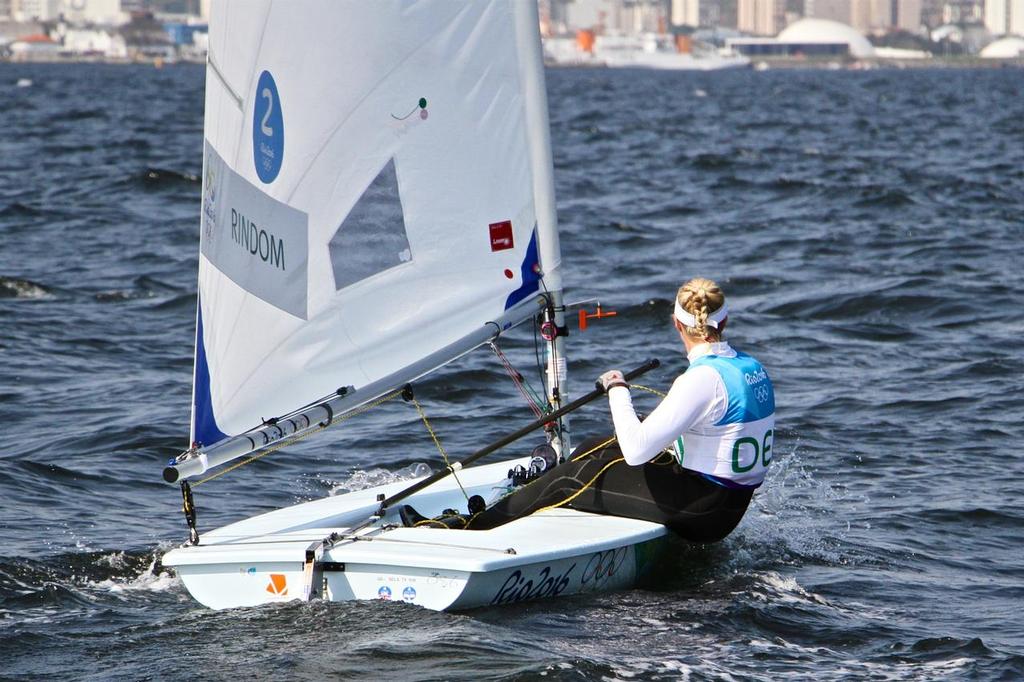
[188,1,561,454]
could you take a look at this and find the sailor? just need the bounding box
[585,276,776,541]
[401,277,775,541]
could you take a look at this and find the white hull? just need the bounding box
[597,51,750,71]
[163,458,669,610]
[548,51,750,71]
[544,36,750,71]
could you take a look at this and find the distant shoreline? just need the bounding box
[0,55,205,66]
[2,55,1021,70]
[745,56,1024,69]
[545,55,1024,70]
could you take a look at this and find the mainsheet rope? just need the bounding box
[411,383,673,527]
[408,394,470,503]
[537,384,673,512]
[412,435,619,528]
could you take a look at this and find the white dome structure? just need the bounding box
[980,36,1024,58]
[777,18,875,58]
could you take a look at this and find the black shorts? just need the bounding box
[465,435,754,543]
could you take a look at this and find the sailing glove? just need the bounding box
[597,370,628,392]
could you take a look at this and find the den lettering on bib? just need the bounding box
[672,352,776,487]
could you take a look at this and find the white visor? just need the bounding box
[674,300,728,329]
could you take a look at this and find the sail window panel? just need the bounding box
[328,158,412,291]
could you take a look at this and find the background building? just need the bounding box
[10,0,124,23]
[892,0,925,29]
[672,0,701,26]
[985,0,1024,35]
[805,0,923,30]
[729,16,878,53]
[61,0,126,25]
[672,0,727,27]
[12,0,60,21]
[806,0,853,23]
[738,0,785,33]
[941,0,983,22]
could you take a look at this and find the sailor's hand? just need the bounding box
[597,370,628,393]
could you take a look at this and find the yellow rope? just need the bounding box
[571,435,617,461]
[414,433,670,528]
[411,384,674,527]
[413,512,469,529]
[529,428,676,516]
[193,388,406,486]
[415,436,621,529]
[484,435,616,510]
[532,456,625,515]
[509,435,622,515]
[628,385,678,463]
[410,395,469,502]
[631,384,667,397]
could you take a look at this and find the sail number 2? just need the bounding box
[260,88,274,136]
[253,70,284,184]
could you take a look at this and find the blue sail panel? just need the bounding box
[191,302,228,447]
[504,229,541,310]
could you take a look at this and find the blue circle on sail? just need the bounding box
[252,70,284,183]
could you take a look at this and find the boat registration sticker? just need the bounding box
[489,220,514,252]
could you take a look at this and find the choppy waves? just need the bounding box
[0,276,54,300]
[2,63,1023,679]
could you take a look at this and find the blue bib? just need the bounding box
[689,351,775,425]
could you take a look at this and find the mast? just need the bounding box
[514,1,569,459]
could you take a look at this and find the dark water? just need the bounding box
[2,62,1023,680]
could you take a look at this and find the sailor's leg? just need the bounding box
[565,447,754,543]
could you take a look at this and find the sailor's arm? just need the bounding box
[607,367,720,466]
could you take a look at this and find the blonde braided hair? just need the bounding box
[676,277,725,342]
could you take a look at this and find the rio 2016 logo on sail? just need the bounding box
[253,70,284,183]
[202,163,217,240]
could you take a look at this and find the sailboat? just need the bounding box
[161,1,668,611]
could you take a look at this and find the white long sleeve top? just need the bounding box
[609,342,734,467]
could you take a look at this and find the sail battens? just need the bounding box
[206,51,243,110]
[188,1,562,456]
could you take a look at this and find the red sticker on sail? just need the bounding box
[489,221,514,252]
